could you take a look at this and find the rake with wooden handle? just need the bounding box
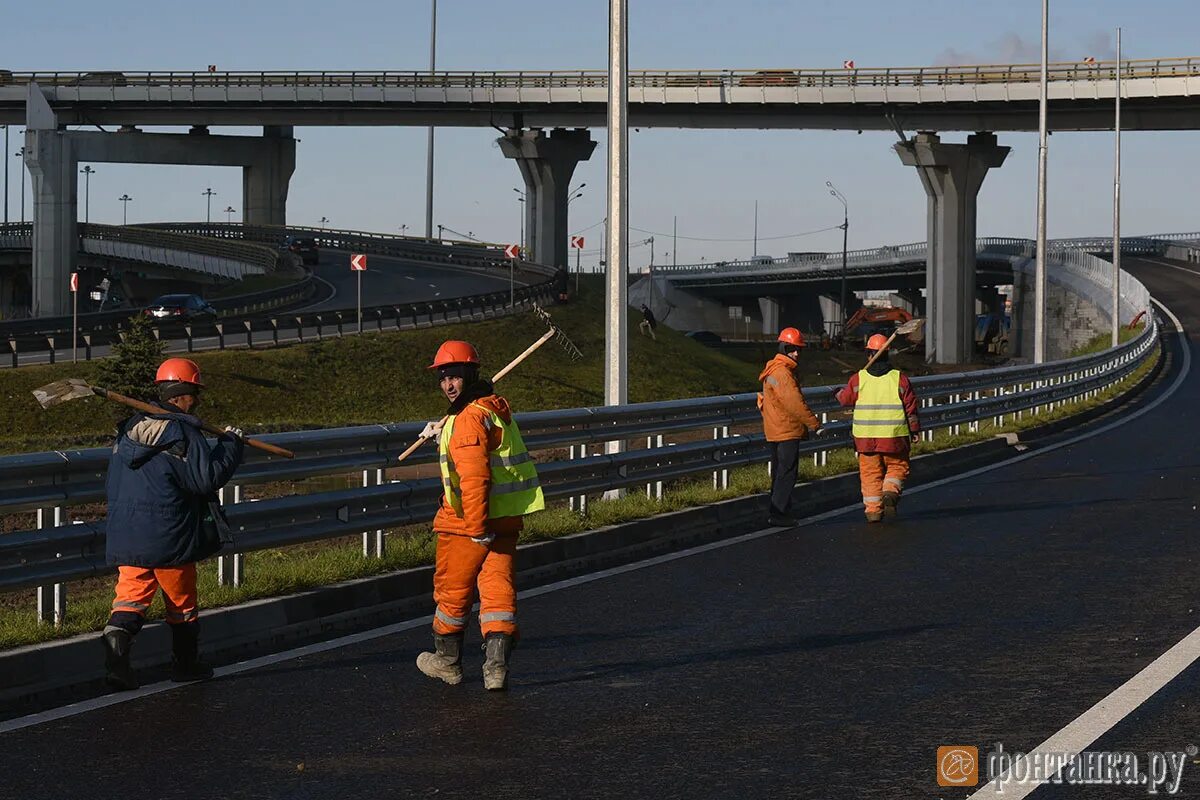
[395,306,583,464]
[31,378,296,459]
[863,317,926,370]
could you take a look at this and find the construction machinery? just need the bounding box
[841,306,916,347]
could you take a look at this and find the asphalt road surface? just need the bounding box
[4,249,525,367]
[0,258,1196,799]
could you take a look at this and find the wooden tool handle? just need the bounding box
[396,328,558,464]
[95,387,296,459]
[863,331,900,371]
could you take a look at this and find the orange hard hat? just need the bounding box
[865,333,890,351]
[428,340,480,370]
[155,357,204,386]
[777,327,805,347]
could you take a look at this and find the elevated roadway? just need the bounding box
[0,260,1193,797]
[3,59,1200,131]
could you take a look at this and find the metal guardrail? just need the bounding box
[0,317,1160,624]
[3,58,1199,90]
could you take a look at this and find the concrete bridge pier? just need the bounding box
[24,86,75,317]
[243,126,296,226]
[498,128,595,269]
[889,289,926,316]
[895,131,1009,363]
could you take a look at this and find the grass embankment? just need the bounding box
[0,335,1160,649]
[1069,323,1145,357]
[0,276,761,454]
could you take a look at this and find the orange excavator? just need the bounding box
[842,306,916,346]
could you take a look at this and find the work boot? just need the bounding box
[482,632,515,691]
[102,627,139,691]
[416,632,464,685]
[865,511,884,523]
[169,622,214,682]
[882,491,901,518]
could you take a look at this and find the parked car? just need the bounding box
[281,236,320,266]
[144,294,218,321]
[685,330,723,346]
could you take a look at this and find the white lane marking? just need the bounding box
[292,274,338,313]
[405,276,416,281]
[1140,256,1200,278]
[0,302,1188,736]
[967,296,1190,799]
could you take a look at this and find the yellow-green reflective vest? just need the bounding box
[851,369,910,439]
[438,404,545,519]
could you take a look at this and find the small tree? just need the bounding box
[97,314,166,403]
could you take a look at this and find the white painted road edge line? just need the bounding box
[967,295,1190,799]
[0,299,1188,737]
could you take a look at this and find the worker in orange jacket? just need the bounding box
[759,327,823,526]
[416,341,545,691]
[836,333,921,523]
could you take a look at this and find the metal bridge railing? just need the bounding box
[4,58,1199,91]
[0,318,1160,624]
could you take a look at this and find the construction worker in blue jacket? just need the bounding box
[102,358,244,690]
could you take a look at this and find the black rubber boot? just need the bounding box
[102,628,139,691]
[169,622,214,682]
[416,632,464,685]
[882,491,900,518]
[482,632,514,691]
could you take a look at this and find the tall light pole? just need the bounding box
[1033,0,1050,363]
[400,223,408,236]
[1111,27,1123,347]
[203,187,216,224]
[827,181,849,335]
[2,125,8,225]
[15,147,24,224]
[79,166,96,224]
[673,215,677,267]
[225,205,237,224]
[425,0,437,239]
[319,215,330,230]
[119,194,133,225]
[606,0,629,409]
[513,187,526,251]
[753,200,759,257]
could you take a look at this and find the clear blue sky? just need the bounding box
[5,0,1198,264]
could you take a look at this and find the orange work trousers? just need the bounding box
[431,531,518,638]
[112,564,199,624]
[858,454,910,514]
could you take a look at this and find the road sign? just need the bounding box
[728,305,743,319]
[69,272,78,293]
[350,253,367,271]
[570,236,585,249]
[843,60,856,69]
[504,244,520,259]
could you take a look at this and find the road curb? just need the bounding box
[0,347,1164,712]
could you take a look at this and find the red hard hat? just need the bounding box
[155,357,204,387]
[777,327,805,347]
[865,333,890,351]
[428,340,480,370]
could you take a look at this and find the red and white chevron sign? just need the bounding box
[70,272,79,293]
[843,60,856,69]
[570,236,585,249]
[350,253,367,271]
[504,244,520,259]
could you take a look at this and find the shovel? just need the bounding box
[863,318,926,371]
[32,378,295,459]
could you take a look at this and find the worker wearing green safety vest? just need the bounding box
[837,333,922,523]
[416,340,544,692]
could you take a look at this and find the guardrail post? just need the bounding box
[970,391,980,433]
[217,484,245,587]
[46,336,55,364]
[8,337,16,368]
[569,443,587,514]
[336,312,345,338]
[315,315,324,340]
[215,323,225,350]
[184,324,194,352]
[952,394,961,437]
[712,426,730,490]
[36,506,67,627]
[375,309,385,332]
[817,413,829,467]
[295,316,305,343]
[644,434,664,500]
[362,468,385,558]
[921,399,933,443]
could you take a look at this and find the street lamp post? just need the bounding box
[425,0,437,239]
[319,215,329,230]
[79,166,96,224]
[513,188,526,251]
[826,181,849,337]
[1033,0,1050,363]
[119,194,133,225]
[2,125,8,225]
[202,187,216,224]
[1111,26,1123,347]
[224,205,236,224]
[15,147,25,223]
